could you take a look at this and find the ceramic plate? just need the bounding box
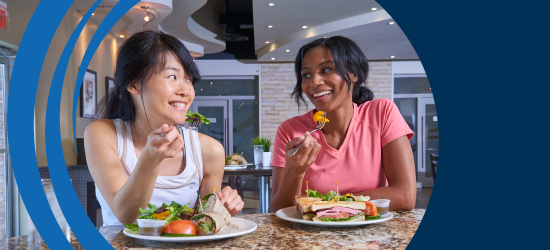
[123,218,257,243]
[224,164,252,169]
[275,206,393,227]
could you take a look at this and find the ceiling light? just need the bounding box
[267,25,273,28]
[268,3,275,6]
[144,15,149,22]
[390,56,395,58]
[286,50,290,52]
[92,13,95,15]
[302,26,307,29]
[371,7,377,11]
[265,41,270,44]
[271,58,275,60]
[210,82,213,85]
[119,35,124,38]
[388,22,395,25]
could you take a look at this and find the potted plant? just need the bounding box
[251,136,273,168]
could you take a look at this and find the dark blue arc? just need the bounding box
[72,0,140,149]
[45,1,111,248]
[7,0,75,249]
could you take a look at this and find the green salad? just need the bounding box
[186,111,210,124]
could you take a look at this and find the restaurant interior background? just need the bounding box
[0,0,437,238]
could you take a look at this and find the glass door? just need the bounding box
[0,56,9,237]
[418,97,438,187]
[190,100,229,156]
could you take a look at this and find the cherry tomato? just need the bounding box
[162,220,197,235]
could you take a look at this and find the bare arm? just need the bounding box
[269,133,321,212]
[85,120,183,224]
[353,135,417,211]
[198,133,244,216]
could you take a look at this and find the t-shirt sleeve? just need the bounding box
[378,98,415,147]
[271,122,291,168]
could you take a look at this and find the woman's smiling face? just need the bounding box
[130,52,195,125]
[300,46,357,112]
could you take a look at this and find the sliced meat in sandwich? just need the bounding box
[310,201,366,222]
[295,196,323,220]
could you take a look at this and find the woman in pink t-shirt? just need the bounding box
[269,36,416,212]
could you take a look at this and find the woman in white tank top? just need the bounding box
[84,31,244,226]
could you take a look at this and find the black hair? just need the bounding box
[97,30,201,125]
[291,36,374,109]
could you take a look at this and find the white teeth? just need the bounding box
[170,102,186,108]
[313,91,331,97]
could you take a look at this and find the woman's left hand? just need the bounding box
[217,186,244,216]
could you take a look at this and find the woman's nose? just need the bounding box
[176,81,189,96]
[312,74,324,87]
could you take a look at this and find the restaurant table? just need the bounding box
[0,209,425,249]
[224,165,273,213]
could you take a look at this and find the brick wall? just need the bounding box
[260,61,392,142]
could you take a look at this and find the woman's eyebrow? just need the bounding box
[301,60,334,71]
[163,66,181,71]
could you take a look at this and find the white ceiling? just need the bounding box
[72,0,417,61]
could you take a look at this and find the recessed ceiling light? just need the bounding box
[324,37,328,38]
[265,41,270,44]
[267,25,273,28]
[390,56,395,58]
[119,35,124,38]
[388,22,395,25]
[286,50,290,52]
[302,26,307,29]
[268,3,275,6]
[371,7,377,11]
[92,13,95,15]
[271,58,275,60]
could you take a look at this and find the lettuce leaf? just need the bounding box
[318,212,365,222]
[124,223,139,233]
[186,111,210,124]
[307,189,323,199]
[323,190,339,201]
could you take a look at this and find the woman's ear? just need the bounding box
[127,81,139,95]
[350,73,358,83]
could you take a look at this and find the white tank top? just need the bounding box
[96,119,203,226]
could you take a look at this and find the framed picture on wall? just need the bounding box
[105,76,115,96]
[80,69,97,118]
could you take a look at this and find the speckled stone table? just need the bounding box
[0,209,425,249]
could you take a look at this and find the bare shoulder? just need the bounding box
[197,132,225,159]
[84,119,118,152]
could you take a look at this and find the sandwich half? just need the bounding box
[295,196,323,220]
[310,201,367,222]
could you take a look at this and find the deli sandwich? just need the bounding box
[296,196,367,222]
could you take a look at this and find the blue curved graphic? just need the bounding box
[72,0,140,148]
[7,0,75,249]
[45,1,110,248]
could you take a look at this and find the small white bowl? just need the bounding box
[136,219,167,236]
[370,199,391,215]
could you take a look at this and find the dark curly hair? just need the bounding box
[292,36,373,109]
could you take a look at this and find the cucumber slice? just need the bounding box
[365,213,381,220]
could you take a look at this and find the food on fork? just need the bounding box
[225,153,248,165]
[313,111,329,123]
[185,111,211,124]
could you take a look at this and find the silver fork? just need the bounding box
[289,112,327,156]
[159,119,201,136]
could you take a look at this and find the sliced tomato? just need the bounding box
[362,201,378,216]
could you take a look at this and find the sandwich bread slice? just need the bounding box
[295,196,323,220]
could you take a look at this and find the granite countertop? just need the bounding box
[0,209,425,249]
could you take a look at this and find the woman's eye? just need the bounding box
[185,78,192,83]
[169,75,176,80]
[302,73,311,79]
[322,68,331,73]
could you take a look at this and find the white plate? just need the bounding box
[275,207,393,227]
[123,218,257,243]
[224,164,252,169]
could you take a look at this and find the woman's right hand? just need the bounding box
[284,132,322,175]
[144,124,184,162]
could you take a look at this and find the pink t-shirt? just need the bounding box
[272,98,414,196]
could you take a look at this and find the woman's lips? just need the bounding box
[169,101,187,111]
[312,90,332,102]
